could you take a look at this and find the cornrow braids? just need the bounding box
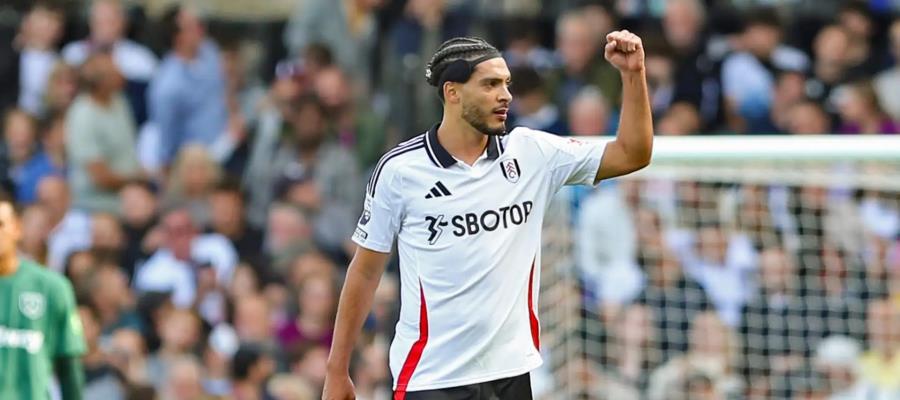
[425,37,502,98]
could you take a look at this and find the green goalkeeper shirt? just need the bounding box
[0,259,86,399]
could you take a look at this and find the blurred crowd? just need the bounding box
[0,0,898,399]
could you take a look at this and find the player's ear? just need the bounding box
[444,82,461,104]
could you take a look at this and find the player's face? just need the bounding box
[0,202,22,257]
[458,58,512,136]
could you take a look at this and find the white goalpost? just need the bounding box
[537,135,900,400]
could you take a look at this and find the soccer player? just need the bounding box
[324,31,652,400]
[0,192,86,399]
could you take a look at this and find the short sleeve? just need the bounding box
[54,277,86,357]
[352,164,403,253]
[524,128,606,189]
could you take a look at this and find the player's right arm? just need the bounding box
[325,155,405,400]
[324,246,391,400]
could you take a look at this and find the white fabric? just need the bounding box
[353,126,605,391]
[61,39,158,80]
[133,234,238,322]
[47,210,92,272]
[19,49,58,116]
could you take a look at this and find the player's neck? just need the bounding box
[0,253,20,277]
[437,115,489,166]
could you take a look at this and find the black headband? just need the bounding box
[425,51,502,89]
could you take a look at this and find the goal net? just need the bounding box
[535,135,900,400]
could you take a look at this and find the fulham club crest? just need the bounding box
[500,159,521,183]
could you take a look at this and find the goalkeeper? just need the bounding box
[325,31,653,400]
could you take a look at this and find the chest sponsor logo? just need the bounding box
[19,292,45,320]
[424,201,533,245]
[500,159,522,183]
[0,325,45,354]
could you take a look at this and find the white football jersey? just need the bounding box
[352,124,605,394]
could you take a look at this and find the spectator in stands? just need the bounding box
[721,7,808,133]
[600,304,659,398]
[501,18,559,72]
[61,0,157,125]
[148,4,229,166]
[647,311,742,400]
[231,344,277,400]
[770,71,808,133]
[84,262,144,337]
[42,62,78,117]
[66,51,142,214]
[314,66,387,171]
[36,175,92,272]
[79,305,127,399]
[251,95,361,259]
[837,80,900,134]
[264,202,314,274]
[836,2,884,79]
[147,309,203,391]
[163,145,222,226]
[657,102,703,135]
[644,39,677,122]
[804,243,873,342]
[568,86,611,136]
[233,294,275,345]
[15,3,64,117]
[807,25,854,114]
[203,324,239,397]
[284,0,385,93]
[133,207,238,324]
[635,247,713,360]
[90,212,124,261]
[15,114,66,205]
[350,339,391,400]
[874,17,900,121]
[859,299,900,396]
[1,108,37,199]
[383,0,471,134]
[118,180,159,280]
[784,100,832,134]
[509,66,567,135]
[683,221,757,327]
[813,335,868,399]
[661,0,725,131]
[161,355,210,400]
[267,374,316,400]
[546,11,621,114]
[576,181,644,309]
[220,40,265,128]
[18,204,50,263]
[107,328,153,395]
[208,179,264,267]
[277,273,336,350]
[288,343,330,395]
[739,245,808,397]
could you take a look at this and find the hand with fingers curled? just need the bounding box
[604,30,645,74]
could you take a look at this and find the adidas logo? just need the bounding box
[425,181,452,199]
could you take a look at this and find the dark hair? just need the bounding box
[158,4,182,51]
[304,43,334,68]
[0,190,17,214]
[425,37,502,98]
[509,67,543,97]
[742,7,782,32]
[231,344,266,380]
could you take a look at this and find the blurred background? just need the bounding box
[0,0,899,399]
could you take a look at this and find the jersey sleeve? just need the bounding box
[524,128,606,189]
[53,277,86,358]
[352,162,403,253]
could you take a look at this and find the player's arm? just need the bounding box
[596,30,653,182]
[55,356,85,400]
[324,246,391,400]
[54,277,87,400]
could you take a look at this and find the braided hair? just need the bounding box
[425,37,502,99]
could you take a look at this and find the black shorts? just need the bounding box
[397,373,533,400]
